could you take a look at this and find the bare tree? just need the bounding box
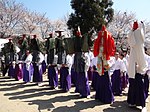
[143,21,150,39]
[0,0,25,38]
[107,11,136,50]
[38,18,53,39]
[18,11,45,34]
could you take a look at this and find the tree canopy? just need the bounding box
[67,0,114,35]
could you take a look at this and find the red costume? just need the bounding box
[93,25,115,75]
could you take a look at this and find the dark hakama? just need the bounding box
[111,69,122,95]
[15,64,23,81]
[23,63,34,83]
[127,73,146,107]
[48,66,58,88]
[42,60,46,73]
[75,72,90,97]
[87,67,93,81]
[91,70,99,91]
[95,71,114,104]
[33,63,43,82]
[60,67,71,92]
[8,65,16,79]
[71,68,77,86]
[144,73,149,99]
[121,72,128,90]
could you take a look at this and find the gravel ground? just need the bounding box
[0,75,149,112]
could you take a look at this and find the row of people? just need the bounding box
[1,22,150,112]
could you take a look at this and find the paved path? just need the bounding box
[0,75,149,112]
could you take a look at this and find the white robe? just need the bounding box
[84,52,91,72]
[66,54,74,75]
[25,54,33,71]
[127,28,148,78]
[111,57,126,72]
[145,54,150,75]
[37,52,45,71]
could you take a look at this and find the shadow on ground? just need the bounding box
[0,76,144,112]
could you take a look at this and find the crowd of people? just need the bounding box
[0,22,150,112]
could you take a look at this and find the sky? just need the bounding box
[15,0,150,21]
[15,0,73,20]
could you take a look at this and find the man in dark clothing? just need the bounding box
[45,33,56,65]
[18,34,29,60]
[29,35,40,62]
[55,31,66,64]
[2,38,16,76]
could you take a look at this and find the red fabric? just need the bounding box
[22,34,26,38]
[133,21,138,30]
[33,35,36,38]
[93,29,115,60]
[76,31,81,37]
[93,26,115,75]
[18,39,23,45]
[107,33,116,57]
[101,25,106,31]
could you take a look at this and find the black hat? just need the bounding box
[122,48,127,52]
[55,30,64,33]
[55,30,64,37]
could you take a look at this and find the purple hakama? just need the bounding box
[71,68,77,86]
[23,63,34,83]
[121,72,128,90]
[15,64,23,81]
[33,63,43,82]
[91,70,99,91]
[75,72,90,97]
[48,66,58,88]
[60,67,71,92]
[95,71,114,104]
[111,69,122,95]
[144,73,149,99]
[8,65,16,79]
[42,60,46,73]
[87,67,93,81]
[127,73,146,107]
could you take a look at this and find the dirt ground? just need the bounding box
[0,74,149,112]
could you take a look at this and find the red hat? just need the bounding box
[133,21,138,30]
[76,26,82,37]
[33,35,36,38]
[26,50,30,54]
[8,38,12,42]
[101,25,106,31]
[49,33,53,36]
[76,31,81,37]
[22,34,26,38]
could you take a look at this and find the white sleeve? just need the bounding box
[120,60,127,72]
[39,53,44,63]
[108,57,115,68]
[140,22,146,36]
[25,54,33,63]
[66,55,73,68]
[127,31,136,47]
[84,53,90,72]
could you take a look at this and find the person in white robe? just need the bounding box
[111,52,126,96]
[127,21,147,79]
[127,21,148,112]
[32,52,44,86]
[59,54,74,92]
[23,50,33,83]
[87,49,94,81]
[144,48,150,103]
